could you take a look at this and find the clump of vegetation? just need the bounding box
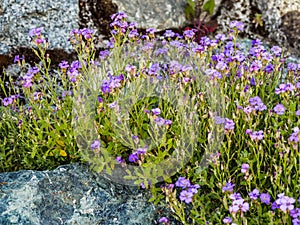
[1,11,299,225]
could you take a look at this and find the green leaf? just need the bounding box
[203,0,215,15]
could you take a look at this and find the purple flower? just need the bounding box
[229,21,244,31]
[271,46,282,56]
[91,140,100,150]
[249,96,262,106]
[2,97,13,106]
[293,218,300,225]
[99,50,110,60]
[14,55,24,63]
[22,79,33,88]
[179,190,194,204]
[288,62,297,71]
[290,208,300,219]
[158,217,169,223]
[241,163,250,173]
[136,146,148,155]
[214,116,225,124]
[289,127,299,143]
[215,33,226,41]
[273,104,286,115]
[175,177,191,188]
[224,118,235,131]
[222,182,235,192]
[29,27,43,37]
[264,63,274,73]
[97,96,103,103]
[249,189,260,200]
[183,29,196,39]
[128,29,139,39]
[81,28,94,39]
[164,119,172,125]
[110,12,127,21]
[275,83,287,94]
[154,117,166,126]
[205,69,222,79]
[230,192,242,201]
[146,28,156,34]
[222,217,232,224]
[128,152,139,163]
[250,130,264,141]
[272,201,280,210]
[275,194,296,212]
[229,199,249,213]
[116,156,125,163]
[216,61,227,70]
[255,103,267,111]
[187,184,200,194]
[59,60,69,69]
[164,30,175,38]
[250,60,262,72]
[260,193,271,204]
[250,77,256,86]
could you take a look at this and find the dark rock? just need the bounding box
[0,163,178,225]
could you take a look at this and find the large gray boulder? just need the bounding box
[0,163,176,225]
[0,0,79,54]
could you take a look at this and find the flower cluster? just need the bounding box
[101,74,124,94]
[128,146,148,163]
[246,129,264,141]
[175,177,200,204]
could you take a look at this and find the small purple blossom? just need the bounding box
[175,177,191,188]
[289,127,299,143]
[183,29,196,39]
[158,217,169,224]
[91,140,100,150]
[222,182,235,192]
[187,184,200,194]
[2,97,13,106]
[229,21,244,31]
[224,118,235,131]
[271,46,282,56]
[273,104,286,115]
[14,55,24,63]
[128,152,139,163]
[275,193,296,212]
[164,30,175,38]
[116,156,125,163]
[241,163,250,173]
[249,189,260,200]
[29,27,43,37]
[179,190,194,204]
[223,217,232,224]
[59,60,69,69]
[154,117,166,126]
[260,193,271,205]
[229,199,249,213]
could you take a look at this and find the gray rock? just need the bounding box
[215,0,300,56]
[111,0,186,31]
[0,163,174,225]
[0,0,79,54]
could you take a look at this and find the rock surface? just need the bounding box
[0,0,79,54]
[0,163,176,225]
[111,0,186,31]
[216,0,300,56]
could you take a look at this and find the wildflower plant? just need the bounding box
[0,11,300,225]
